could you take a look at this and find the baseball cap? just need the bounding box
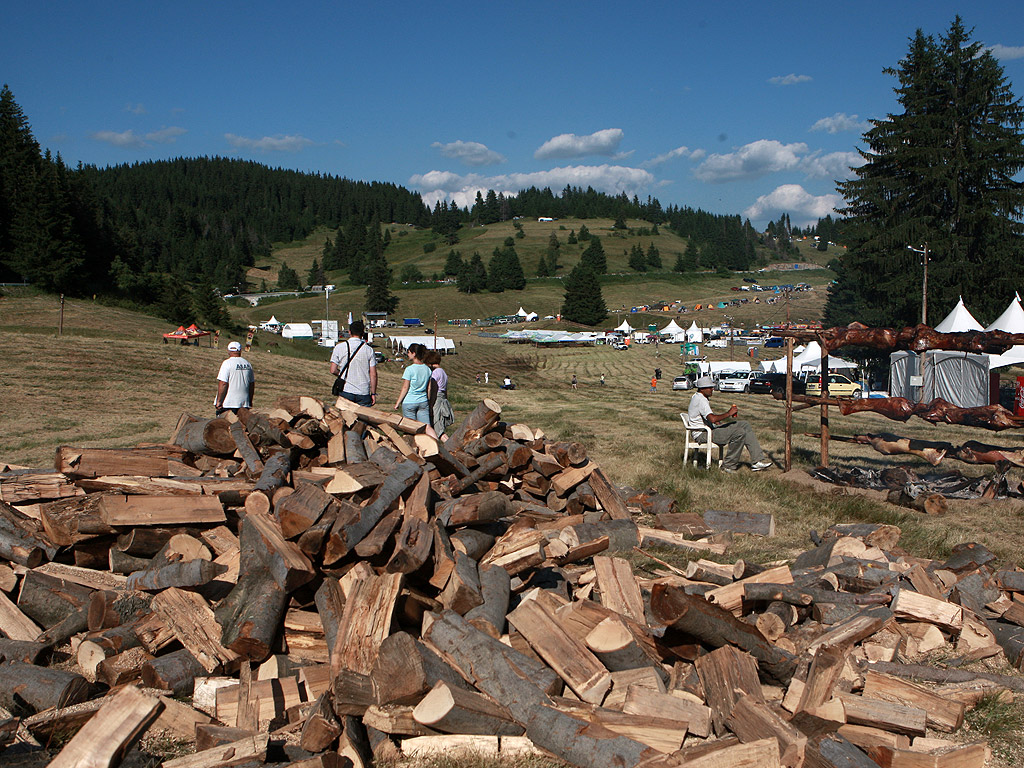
[227,341,242,352]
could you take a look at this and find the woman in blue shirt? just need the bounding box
[394,343,437,437]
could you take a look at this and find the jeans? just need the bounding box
[340,391,373,407]
[402,400,431,424]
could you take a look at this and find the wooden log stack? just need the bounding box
[0,395,1012,767]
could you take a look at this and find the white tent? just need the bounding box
[987,294,1024,369]
[516,307,528,317]
[281,323,314,339]
[890,350,990,407]
[660,319,684,336]
[761,340,857,373]
[934,296,984,333]
[389,336,456,352]
[686,321,704,343]
[525,312,539,321]
[613,320,634,333]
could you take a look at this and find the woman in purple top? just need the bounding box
[425,349,455,437]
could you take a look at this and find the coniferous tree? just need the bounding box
[561,263,607,325]
[646,243,662,269]
[672,251,686,273]
[628,244,647,272]
[536,252,551,277]
[579,236,607,273]
[578,224,591,241]
[277,261,301,290]
[546,231,562,272]
[457,252,487,293]
[399,263,423,283]
[826,17,1024,327]
[307,259,324,287]
[365,254,398,313]
[567,229,578,245]
[443,249,464,277]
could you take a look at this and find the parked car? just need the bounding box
[763,337,785,348]
[705,338,728,348]
[749,373,807,396]
[717,370,754,393]
[672,375,692,391]
[612,342,629,350]
[374,351,387,363]
[805,374,862,397]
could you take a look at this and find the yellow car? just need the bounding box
[805,373,862,397]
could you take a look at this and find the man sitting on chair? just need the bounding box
[687,376,772,473]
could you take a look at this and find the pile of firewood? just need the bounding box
[0,396,1022,767]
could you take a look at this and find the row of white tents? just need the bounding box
[613,318,706,343]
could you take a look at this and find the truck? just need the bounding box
[403,318,423,327]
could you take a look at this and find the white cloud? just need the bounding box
[768,73,812,85]
[694,140,807,183]
[800,150,864,179]
[810,112,870,134]
[124,103,146,115]
[225,133,314,152]
[534,128,624,160]
[743,184,843,226]
[988,44,1024,60]
[90,129,146,149]
[689,148,706,161]
[409,164,655,210]
[145,126,187,144]
[431,140,505,167]
[642,145,694,168]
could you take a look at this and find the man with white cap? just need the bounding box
[687,376,771,473]
[215,341,255,415]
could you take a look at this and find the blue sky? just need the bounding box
[5,1,1024,228]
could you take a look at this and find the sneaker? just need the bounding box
[722,467,738,473]
[751,460,773,471]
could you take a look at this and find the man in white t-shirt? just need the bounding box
[330,320,377,407]
[687,376,771,473]
[215,342,255,414]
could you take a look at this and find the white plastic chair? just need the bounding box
[680,412,722,469]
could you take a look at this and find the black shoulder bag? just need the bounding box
[332,340,366,396]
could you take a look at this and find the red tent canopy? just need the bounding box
[163,324,212,340]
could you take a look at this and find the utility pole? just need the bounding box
[907,243,929,325]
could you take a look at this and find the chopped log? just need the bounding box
[592,555,645,623]
[142,648,207,695]
[586,468,631,520]
[215,675,303,727]
[0,469,82,504]
[370,631,470,706]
[480,526,547,575]
[439,550,484,615]
[162,733,270,768]
[726,693,807,768]
[174,417,236,455]
[0,500,57,565]
[325,463,385,495]
[886,489,948,515]
[447,454,506,496]
[550,463,596,497]
[584,616,659,672]
[17,569,93,632]
[437,491,511,527]
[325,460,422,563]
[638,526,727,555]
[253,450,292,495]
[97,646,153,687]
[806,734,882,768]
[0,660,89,712]
[330,571,403,678]
[450,528,496,560]
[836,691,927,736]
[795,645,848,714]
[707,564,793,615]
[651,582,797,685]
[891,589,964,631]
[0,590,42,641]
[694,645,764,733]
[413,681,523,736]
[275,481,333,539]
[126,558,227,591]
[151,587,240,673]
[463,562,511,637]
[862,670,964,732]
[564,519,639,552]
[623,686,712,738]
[826,523,902,550]
[300,691,343,753]
[744,582,814,606]
[448,399,502,450]
[0,638,48,664]
[46,685,164,768]
[705,508,776,537]
[98,494,225,526]
[507,598,611,704]
[805,606,893,652]
[384,515,432,575]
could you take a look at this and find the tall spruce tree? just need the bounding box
[579,236,607,273]
[825,17,1024,327]
[561,263,607,326]
[365,254,398,313]
[457,252,488,293]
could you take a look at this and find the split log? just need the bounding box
[437,491,511,527]
[0,500,57,566]
[413,680,522,735]
[447,454,506,496]
[886,489,948,515]
[835,690,927,736]
[18,569,93,631]
[0,590,43,641]
[622,686,712,738]
[175,417,236,455]
[439,550,484,615]
[463,562,511,637]
[370,631,470,706]
[593,556,645,623]
[253,450,292,494]
[300,691,343,753]
[694,645,764,733]
[46,685,164,768]
[704,508,775,537]
[448,399,502,450]
[584,616,659,672]
[651,582,797,685]
[142,650,208,695]
[385,515,432,574]
[275,481,333,539]
[330,571,403,679]
[40,495,114,545]
[151,587,240,673]
[98,495,225,526]
[862,670,964,732]
[725,694,807,768]
[162,733,270,768]
[97,646,153,687]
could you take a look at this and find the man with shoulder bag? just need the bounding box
[329,320,377,407]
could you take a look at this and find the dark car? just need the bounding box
[749,373,807,396]
[763,337,785,348]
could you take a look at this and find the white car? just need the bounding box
[672,375,692,391]
[612,342,629,350]
[705,338,728,348]
[717,371,753,392]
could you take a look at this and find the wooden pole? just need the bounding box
[820,340,829,467]
[59,294,65,335]
[785,338,794,472]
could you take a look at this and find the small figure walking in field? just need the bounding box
[484,372,489,385]
[476,372,481,384]
[650,375,657,393]
[600,373,605,386]
[571,374,578,391]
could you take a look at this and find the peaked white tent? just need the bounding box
[516,307,528,317]
[659,319,684,336]
[525,311,538,321]
[987,294,1024,369]
[686,321,704,343]
[613,320,634,333]
[761,340,857,373]
[934,296,984,333]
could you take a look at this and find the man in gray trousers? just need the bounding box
[687,376,772,473]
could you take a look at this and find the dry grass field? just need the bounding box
[3,291,1024,764]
